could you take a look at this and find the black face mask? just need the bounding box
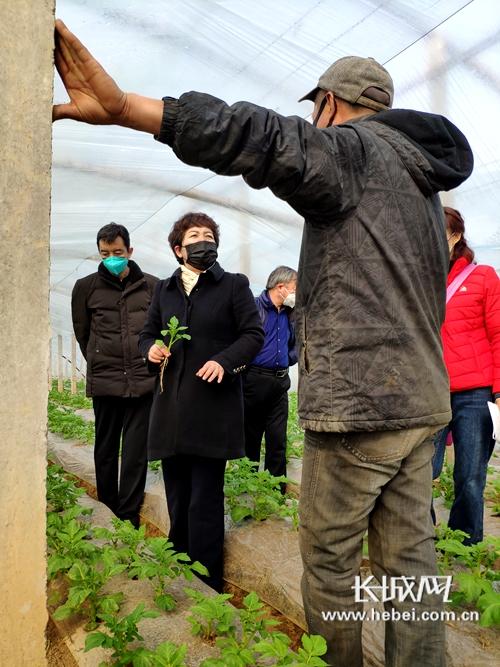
[183,241,218,271]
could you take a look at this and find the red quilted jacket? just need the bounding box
[442,257,500,393]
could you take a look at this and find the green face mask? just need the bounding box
[102,256,128,276]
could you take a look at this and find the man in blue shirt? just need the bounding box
[244,266,297,482]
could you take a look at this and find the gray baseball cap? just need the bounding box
[298,55,394,112]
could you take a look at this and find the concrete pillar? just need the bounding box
[0,2,54,664]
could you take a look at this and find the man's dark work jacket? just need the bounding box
[155,93,474,432]
[72,260,158,397]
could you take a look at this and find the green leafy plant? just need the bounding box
[238,591,280,644]
[435,524,472,573]
[148,460,162,473]
[195,590,328,666]
[457,537,500,577]
[435,524,500,626]
[485,474,500,516]
[47,401,95,444]
[155,316,191,393]
[50,379,92,409]
[135,641,189,666]
[185,589,237,640]
[451,573,500,627]
[47,510,98,579]
[432,461,455,508]
[252,633,328,666]
[127,537,209,611]
[117,641,189,667]
[46,463,87,512]
[224,458,298,528]
[436,524,500,579]
[286,392,304,461]
[94,518,148,565]
[200,591,282,666]
[53,548,127,629]
[84,603,160,665]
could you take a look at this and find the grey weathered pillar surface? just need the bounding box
[0,1,54,664]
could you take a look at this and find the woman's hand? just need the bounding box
[148,344,171,364]
[196,360,224,383]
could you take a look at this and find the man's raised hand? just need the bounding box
[53,19,129,125]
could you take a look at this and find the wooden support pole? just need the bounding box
[57,334,63,393]
[71,335,77,394]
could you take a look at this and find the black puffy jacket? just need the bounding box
[72,260,158,397]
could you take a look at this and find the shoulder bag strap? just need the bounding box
[446,263,478,304]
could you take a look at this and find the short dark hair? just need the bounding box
[444,207,475,264]
[168,212,220,259]
[96,222,131,250]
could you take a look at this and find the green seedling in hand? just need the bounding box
[155,316,191,393]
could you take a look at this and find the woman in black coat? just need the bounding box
[139,212,264,591]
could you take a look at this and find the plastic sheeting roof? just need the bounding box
[52,0,500,336]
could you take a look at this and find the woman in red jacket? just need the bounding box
[432,207,500,544]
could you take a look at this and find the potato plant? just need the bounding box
[52,549,127,629]
[435,523,500,626]
[224,457,298,528]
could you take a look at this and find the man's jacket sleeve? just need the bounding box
[71,279,90,359]
[156,93,365,222]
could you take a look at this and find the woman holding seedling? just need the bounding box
[139,212,264,591]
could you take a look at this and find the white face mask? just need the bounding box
[283,292,296,308]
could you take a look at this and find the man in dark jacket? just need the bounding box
[54,22,474,666]
[244,266,297,481]
[72,222,158,527]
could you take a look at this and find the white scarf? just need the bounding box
[180,264,201,295]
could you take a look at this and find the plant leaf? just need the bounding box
[84,632,109,651]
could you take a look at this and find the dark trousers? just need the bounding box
[432,387,495,544]
[161,455,226,592]
[243,368,290,478]
[92,394,152,526]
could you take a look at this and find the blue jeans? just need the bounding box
[432,387,495,544]
[300,426,445,667]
